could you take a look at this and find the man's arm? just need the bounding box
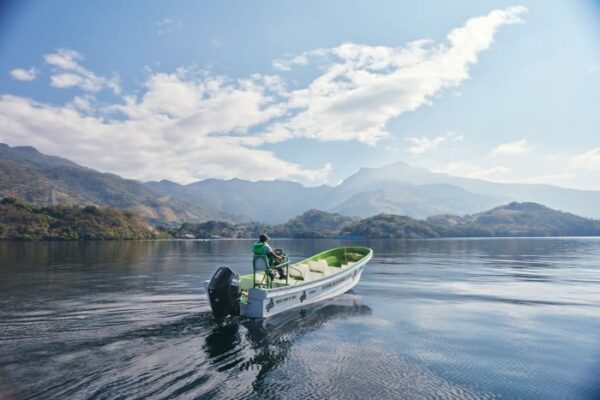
[266,243,283,260]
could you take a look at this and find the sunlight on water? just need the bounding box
[0,238,599,399]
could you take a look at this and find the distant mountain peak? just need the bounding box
[503,201,548,211]
[12,145,40,154]
[0,142,79,168]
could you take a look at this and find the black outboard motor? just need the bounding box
[207,267,240,319]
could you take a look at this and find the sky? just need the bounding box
[1,0,599,190]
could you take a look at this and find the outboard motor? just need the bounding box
[207,267,240,319]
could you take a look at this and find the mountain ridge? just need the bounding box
[144,162,600,222]
[0,143,244,225]
[3,143,600,223]
[339,161,600,218]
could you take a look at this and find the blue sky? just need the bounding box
[1,0,599,189]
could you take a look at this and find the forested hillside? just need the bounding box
[0,198,162,240]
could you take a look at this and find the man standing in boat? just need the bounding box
[252,234,286,280]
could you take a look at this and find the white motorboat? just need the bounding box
[205,246,373,319]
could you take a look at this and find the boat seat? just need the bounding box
[288,263,304,279]
[289,263,311,281]
[319,259,329,271]
[252,255,273,287]
[322,266,339,276]
[253,255,270,270]
[306,271,322,281]
[270,279,289,288]
[290,261,344,280]
[308,259,328,273]
[306,261,319,273]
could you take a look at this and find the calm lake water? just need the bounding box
[0,238,599,399]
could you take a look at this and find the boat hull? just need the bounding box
[241,250,371,318]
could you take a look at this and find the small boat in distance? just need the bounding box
[205,246,373,319]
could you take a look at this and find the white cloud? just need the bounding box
[542,153,567,162]
[50,73,85,89]
[0,69,329,184]
[435,162,511,181]
[589,65,600,74]
[0,7,527,185]
[406,131,464,154]
[428,147,598,189]
[490,139,531,157]
[67,95,95,113]
[272,53,310,71]
[10,67,39,81]
[569,148,600,172]
[110,70,286,133]
[156,18,182,35]
[262,6,527,146]
[44,48,121,94]
[272,61,290,72]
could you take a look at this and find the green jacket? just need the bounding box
[252,241,269,256]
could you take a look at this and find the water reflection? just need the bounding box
[202,295,371,398]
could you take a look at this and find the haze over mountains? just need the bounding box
[343,162,600,220]
[145,179,331,224]
[148,161,600,223]
[2,143,600,224]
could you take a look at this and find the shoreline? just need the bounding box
[3,235,600,242]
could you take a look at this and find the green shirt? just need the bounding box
[252,241,272,256]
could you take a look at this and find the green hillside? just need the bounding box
[270,209,357,238]
[427,202,600,237]
[3,195,599,241]
[172,209,353,239]
[0,198,162,240]
[166,203,600,239]
[340,213,440,239]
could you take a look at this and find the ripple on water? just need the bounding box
[1,238,600,399]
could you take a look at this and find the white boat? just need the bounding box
[204,246,373,319]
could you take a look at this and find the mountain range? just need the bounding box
[147,162,600,223]
[2,143,600,224]
[0,143,241,225]
[145,178,331,224]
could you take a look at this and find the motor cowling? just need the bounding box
[208,266,240,319]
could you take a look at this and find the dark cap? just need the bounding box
[259,234,269,242]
